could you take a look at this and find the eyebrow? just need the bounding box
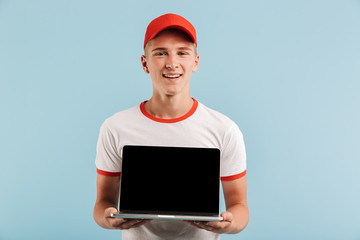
[151,48,167,52]
[178,47,193,51]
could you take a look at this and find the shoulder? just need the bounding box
[102,104,142,129]
[196,101,240,132]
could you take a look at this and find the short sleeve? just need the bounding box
[95,120,122,175]
[220,123,247,181]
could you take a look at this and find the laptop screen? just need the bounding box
[119,145,221,216]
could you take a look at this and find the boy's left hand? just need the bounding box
[185,212,233,234]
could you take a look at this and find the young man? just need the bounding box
[93,13,249,239]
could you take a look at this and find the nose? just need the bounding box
[165,54,179,70]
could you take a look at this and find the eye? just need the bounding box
[154,52,167,56]
[178,51,188,56]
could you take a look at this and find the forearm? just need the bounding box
[226,203,249,234]
[94,174,121,229]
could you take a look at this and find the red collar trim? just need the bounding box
[140,99,198,123]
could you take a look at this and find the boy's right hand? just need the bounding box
[105,207,151,230]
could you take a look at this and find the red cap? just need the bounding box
[144,13,197,49]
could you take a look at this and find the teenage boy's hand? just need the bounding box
[105,207,151,230]
[185,212,233,234]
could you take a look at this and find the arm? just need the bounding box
[93,174,150,229]
[221,175,249,233]
[187,175,249,234]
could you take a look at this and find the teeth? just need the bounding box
[163,74,181,78]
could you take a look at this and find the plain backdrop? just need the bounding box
[1,0,359,239]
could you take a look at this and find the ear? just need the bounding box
[192,54,200,72]
[141,55,150,74]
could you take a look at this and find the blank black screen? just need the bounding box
[119,145,220,216]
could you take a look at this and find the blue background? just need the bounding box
[1,0,359,239]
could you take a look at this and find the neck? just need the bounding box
[144,94,194,119]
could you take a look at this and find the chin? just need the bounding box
[163,86,182,95]
[164,91,180,96]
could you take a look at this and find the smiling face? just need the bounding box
[141,29,199,98]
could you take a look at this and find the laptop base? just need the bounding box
[111,213,223,221]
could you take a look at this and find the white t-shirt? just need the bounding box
[95,99,247,240]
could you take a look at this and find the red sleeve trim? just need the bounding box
[97,169,121,177]
[221,170,246,181]
[140,98,198,123]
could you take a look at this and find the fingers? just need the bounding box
[114,219,151,230]
[188,220,231,233]
[184,212,233,233]
[108,217,151,230]
[187,221,218,232]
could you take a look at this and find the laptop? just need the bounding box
[111,145,223,221]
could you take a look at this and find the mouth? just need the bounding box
[162,73,183,79]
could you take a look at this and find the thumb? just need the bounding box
[105,207,118,217]
[221,211,233,222]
